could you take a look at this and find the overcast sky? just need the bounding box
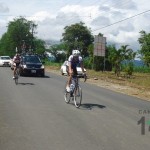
[0,0,150,51]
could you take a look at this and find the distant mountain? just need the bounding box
[44,39,60,45]
[123,60,145,67]
[44,39,61,49]
[133,60,145,67]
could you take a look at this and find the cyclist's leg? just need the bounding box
[16,63,20,75]
[64,81,71,103]
[72,67,78,93]
[13,65,17,78]
[66,65,73,91]
[66,73,72,92]
[73,67,78,76]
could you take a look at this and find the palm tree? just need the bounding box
[108,45,136,76]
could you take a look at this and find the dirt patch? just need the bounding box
[86,78,150,101]
[45,67,150,102]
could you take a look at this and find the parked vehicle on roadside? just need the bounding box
[60,60,86,77]
[0,56,12,67]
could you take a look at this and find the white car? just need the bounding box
[0,56,12,67]
[60,61,86,76]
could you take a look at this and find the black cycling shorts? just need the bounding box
[15,63,20,67]
[66,65,78,75]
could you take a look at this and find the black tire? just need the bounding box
[15,76,18,85]
[74,86,82,108]
[15,69,19,85]
[19,68,24,76]
[41,72,45,77]
[64,91,71,103]
[61,71,64,75]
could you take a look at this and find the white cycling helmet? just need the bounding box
[72,50,80,56]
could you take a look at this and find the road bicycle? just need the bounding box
[64,74,87,108]
[14,66,20,85]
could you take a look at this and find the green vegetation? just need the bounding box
[0,16,150,78]
[87,70,150,90]
[61,22,94,57]
[45,62,150,90]
[0,17,45,57]
[44,59,62,67]
[133,66,150,73]
[138,30,150,66]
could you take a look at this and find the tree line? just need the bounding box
[0,17,150,76]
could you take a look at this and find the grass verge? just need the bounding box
[45,62,150,90]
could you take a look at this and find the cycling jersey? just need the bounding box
[68,55,83,69]
[13,56,21,67]
[66,55,83,75]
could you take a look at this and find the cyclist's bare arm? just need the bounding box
[80,61,85,73]
[68,62,73,75]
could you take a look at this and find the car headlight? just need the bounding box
[41,65,45,69]
[23,65,27,68]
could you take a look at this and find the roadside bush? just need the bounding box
[134,66,150,73]
[123,62,134,77]
[83,57,92,69]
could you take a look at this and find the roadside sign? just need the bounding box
[94,36,106,56]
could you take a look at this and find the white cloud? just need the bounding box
[27,11,55,22]
[0,2,9,13]
[0,0,150,51]
[108,0,137,10]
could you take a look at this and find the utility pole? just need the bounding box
[31,23,36,52]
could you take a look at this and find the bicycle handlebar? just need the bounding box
[72,73,87,82]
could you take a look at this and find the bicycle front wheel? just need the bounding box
[15,69,19,85]
[15,76,18,85]
[74,85,82,108]
[64,91,71,103]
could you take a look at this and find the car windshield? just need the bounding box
[63,61,68,66]
[24,56,41,63]
[63,61,81,67]
[1,56,10,60]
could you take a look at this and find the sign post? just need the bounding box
[93,36,106,71]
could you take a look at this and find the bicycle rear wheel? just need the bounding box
[74,85,82,108]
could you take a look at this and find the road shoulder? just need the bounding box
[46,68,150,102]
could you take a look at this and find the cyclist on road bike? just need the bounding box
[12,53,21,79]
[66,50,85,92]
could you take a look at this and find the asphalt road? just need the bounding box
[0,67,150,150]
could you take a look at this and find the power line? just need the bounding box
[59,0,135,27]
[92,9,150,32]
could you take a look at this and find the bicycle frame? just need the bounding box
[64,74,86,108]
[71,74,87,93]
[71,76,79,95]
[14,66,20,85]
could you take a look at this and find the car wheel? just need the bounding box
[19,69,24,76]
[61,70,64,75]
[41,72,45,77]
